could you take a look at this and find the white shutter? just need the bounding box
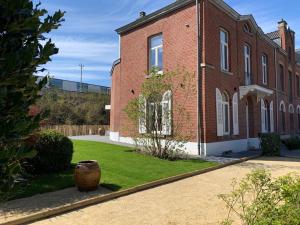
[270,101,274,132]
[216,88,223,136]
[139,95,147,134]
[261,99,266,133]
[232,92,239,135]
[162,91,172,135]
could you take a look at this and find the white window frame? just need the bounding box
[149,35,163,72]
[222,93,230,135]
[146,90,172,136]
[244,44,251,85]
[262,54,268,85]
[232,92,239,135]
[220,29,229,72]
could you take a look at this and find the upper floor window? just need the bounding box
[149,34,163,71]
[243,23,252,33]
[279,64,285,91]
[289,71,293,102]
[220,29,229,71]
[262,55,268,85]
[296,75,300,97]
[288,47,292,62]
[244,44,251,85]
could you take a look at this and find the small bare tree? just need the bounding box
[124,68,196,160]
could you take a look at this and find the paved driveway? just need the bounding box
[32,157,300,225]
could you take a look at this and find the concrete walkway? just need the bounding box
[31,157,300,225]
[69,135,135,148]
[0,187,111,224]
[281,144,300,158]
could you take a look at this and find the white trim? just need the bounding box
[279,101,286,112]
[109,132,120,142]
[239,85,273,100]
[113,135,260,157]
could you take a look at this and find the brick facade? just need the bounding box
[110,0,300,156]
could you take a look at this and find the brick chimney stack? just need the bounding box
[278,19,288,50]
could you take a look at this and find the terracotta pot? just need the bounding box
[74,160,101,192]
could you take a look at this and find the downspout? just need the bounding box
[196,0,203,156]
[274,48,279,133]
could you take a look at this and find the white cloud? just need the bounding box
[53,37,118,62]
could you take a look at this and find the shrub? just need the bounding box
[283,137,300,150]
[259,133,281,156]
[219,169,300,225]
[29,130,73,174]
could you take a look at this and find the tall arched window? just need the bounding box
[289,104,295,134]
[222,92,230,135]
[280,101,286,133]
[297,106,300,131]
[261,99,270,133]
[216,89,230,136]
[142,90,172,135]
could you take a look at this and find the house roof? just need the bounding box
[266,31,280,40]
[116,0,194,34]
[110,58,121,76]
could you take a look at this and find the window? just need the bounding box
[289,71,293,102]
[138,91,172,135]
[288,47,292,62]
[296,76,300,97]
[261,100,273,133]
[232,92,239,135]
[222,93,230,135]
[220,30,229,71]
[280,101,286,132]
[297,106,300,131]
[289,104,295,133]
[243,23,252,33]
[279,65,285,91]
[149,34,163,71]
[216,89,230,136]
[262,55,268,85]
[244,45,251,85]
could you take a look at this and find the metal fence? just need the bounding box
[40,125,109,136]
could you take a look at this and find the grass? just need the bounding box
[15,140,218,199]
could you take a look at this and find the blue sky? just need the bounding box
[37,0,300,87]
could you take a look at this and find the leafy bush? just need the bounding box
[0,0,64,201]
[29,130,73,174]
[219,169,300,225]
[259,133,281,156]
[283,137,300,150]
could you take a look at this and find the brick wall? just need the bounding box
[110,0,300,145]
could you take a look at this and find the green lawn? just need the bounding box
[16,140,218,199]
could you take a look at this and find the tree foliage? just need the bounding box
[37,88,110,125]
[219,169,300,225]
[124,68,196,160]
[0,0,64,201]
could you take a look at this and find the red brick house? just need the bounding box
[110,0,300,156]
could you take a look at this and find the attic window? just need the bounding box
[243,23,252,34]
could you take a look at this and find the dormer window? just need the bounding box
[243,23,252,34]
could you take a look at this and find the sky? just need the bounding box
[36,0,300,87]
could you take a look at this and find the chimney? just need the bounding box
[139,11,146,18]
[278,19,288,50]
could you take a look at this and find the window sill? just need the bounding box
[220,69,233,76]
[145,71,164,78]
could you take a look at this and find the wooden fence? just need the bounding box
[40,125,109,136]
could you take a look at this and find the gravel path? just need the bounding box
[32,157,300,225]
